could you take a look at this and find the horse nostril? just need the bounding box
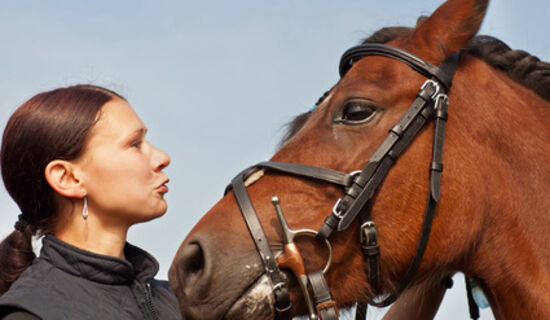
[177,241,209,297]
[185,243,204,276]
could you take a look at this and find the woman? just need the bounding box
[0,85,181,319]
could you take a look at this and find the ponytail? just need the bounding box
[0,227,36,294]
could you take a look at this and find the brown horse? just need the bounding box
[169,0,550,319]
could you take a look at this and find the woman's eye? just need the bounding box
[131,140,143,148]
[340,102,377,124]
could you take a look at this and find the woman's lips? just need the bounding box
[156,179,169,193]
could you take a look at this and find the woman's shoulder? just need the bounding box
[1,260,49,294]
[0,258,74,318]
[0,258,55,296]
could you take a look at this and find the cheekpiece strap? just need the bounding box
[308,270,339,320]
[230,174,291,319]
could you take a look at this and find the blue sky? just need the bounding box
[1,1,548,319]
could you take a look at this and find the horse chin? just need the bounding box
[224,274,276,320]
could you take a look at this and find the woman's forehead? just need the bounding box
[82,99,145,152]
[94,99,144,133]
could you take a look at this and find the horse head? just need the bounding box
[170,0,550,318]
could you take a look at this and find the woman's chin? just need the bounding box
[131,208,168,225]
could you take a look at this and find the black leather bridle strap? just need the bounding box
[318,48,460,239]
[355,301,368,320]
[395,62,454,295]
[350,100,436,307]
[430,94,450,202]
[342,85,436,229]
[230,174,291,319]
[358,55,458,308]
[308,271,339,320]
[339,43,453,90]
[258,161,354,187]
[465,277,481,320]
[318,81,439,239]
[392,92,450,295]
[358,201,379,290]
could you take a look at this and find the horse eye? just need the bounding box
[340,102,377,124]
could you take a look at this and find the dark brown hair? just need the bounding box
[0,84,124,294]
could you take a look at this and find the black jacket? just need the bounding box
[0,236,181,320]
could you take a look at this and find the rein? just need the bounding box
[225,43,459,319]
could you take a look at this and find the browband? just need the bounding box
[339,43,454,90]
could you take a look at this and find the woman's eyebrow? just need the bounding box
[125,127,148,142]
[133,127,148,136]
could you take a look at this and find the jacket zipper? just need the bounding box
[136,281,159,320]
[144,282,160,320]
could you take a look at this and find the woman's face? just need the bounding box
[75,98,171,226]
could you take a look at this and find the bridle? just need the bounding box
[225,43,460,319]
[226,43,459,319]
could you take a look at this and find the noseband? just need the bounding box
[225,43,460,319]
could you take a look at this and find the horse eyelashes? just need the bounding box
[339,102,377,124]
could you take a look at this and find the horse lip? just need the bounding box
[223,274,276,320]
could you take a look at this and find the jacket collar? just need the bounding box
[40,235,159,284]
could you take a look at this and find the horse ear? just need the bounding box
[410,0,489,62]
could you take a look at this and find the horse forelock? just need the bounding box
[279,25,550,147]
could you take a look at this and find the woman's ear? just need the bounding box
[44,160,84,199]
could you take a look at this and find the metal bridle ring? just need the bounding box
[289,228,333,275]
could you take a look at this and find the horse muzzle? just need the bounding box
[169,231,271,320]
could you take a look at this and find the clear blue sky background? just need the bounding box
[1,1,548,319]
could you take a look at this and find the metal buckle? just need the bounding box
[434,93,449,110]
[346,170,362,188]
[275,303,292,313]
[360,221,378,245]
[350,170,362,177]
[272,281,287,293]
[421,79,441,100]
[316,300,340,317]
[332,198,344,219]
[272,283,293,313]
[272,281,292,313]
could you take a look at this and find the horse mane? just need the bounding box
[279,26,550,147]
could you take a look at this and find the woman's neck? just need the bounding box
[54,211,129,259]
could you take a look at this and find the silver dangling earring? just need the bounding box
[82,196,88,220]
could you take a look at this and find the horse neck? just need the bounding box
[452,59,550,319]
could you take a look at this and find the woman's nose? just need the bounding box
[151,144,171,171]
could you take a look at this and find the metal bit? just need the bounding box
[272,197,317,320]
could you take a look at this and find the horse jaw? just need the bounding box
[224,275,276,320]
